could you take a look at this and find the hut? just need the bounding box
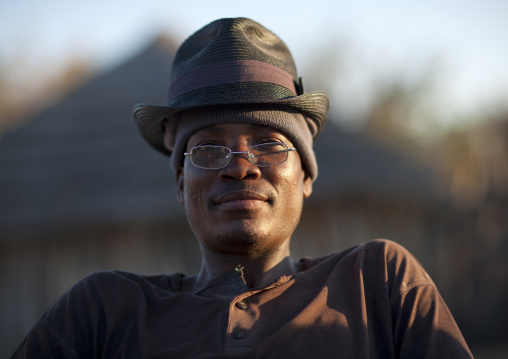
[0,36,447,357]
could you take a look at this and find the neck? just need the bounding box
[189,243,302,290]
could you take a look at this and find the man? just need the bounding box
[13,18,472,358]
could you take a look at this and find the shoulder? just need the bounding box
[304,239,433,296]
[67,270,149,295]
[305,239,418,269]
[355,238,414,258]
[18,271,184,357]
[357,239,432,287]
[37,271,182,330]
[357,238,424,271]
[57,270,183,309]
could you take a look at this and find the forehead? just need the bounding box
[188,123,291,142]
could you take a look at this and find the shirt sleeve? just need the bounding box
[10,270,128,359]
[11,321,77,359]
[392,283,473,358]
[378,240,474,358]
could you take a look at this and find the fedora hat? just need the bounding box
[133,17,329,176]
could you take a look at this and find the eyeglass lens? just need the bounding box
[188,143,291,169]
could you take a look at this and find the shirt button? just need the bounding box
[235,301,248,310]
[233,328,247,339]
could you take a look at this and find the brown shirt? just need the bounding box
[13,239,473,358]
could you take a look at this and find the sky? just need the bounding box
[1,0,507,127]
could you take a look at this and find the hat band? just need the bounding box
[166,60,297,104]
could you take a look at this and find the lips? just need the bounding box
[215,190,268,204]
[213,190,270,211]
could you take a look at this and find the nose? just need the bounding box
[219,151,261,181]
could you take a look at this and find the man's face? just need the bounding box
[175,123,313,256]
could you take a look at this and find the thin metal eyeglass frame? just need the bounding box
[184,142,297,169]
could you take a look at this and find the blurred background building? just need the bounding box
[1,1,507,357]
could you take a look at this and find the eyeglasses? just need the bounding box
[184,142,297,170]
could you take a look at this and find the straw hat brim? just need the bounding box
[133,90,329,156]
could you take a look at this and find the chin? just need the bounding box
[214,228,272,255]
[218,229,263,246]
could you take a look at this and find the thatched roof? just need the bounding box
[312,125,441,201]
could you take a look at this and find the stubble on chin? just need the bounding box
[215,230,278,256]
[218,229,261,247]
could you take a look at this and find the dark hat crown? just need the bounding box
[170,18,298,83]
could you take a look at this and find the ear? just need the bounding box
[176,167,185,205]
[302,170,313,198]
